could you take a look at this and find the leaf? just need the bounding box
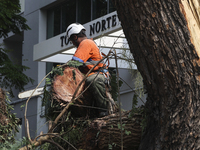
[45,77,52,85]
[117,123,125,131]
[0,45,34,97]
[21,103,25,108]
[66,60,83,68]
[132,94,138,110]
[72,69,76,82]
[125,130,131,135]
[108,144,113,150]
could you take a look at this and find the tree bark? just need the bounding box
[77,111,142,150]
[53,66,98,117]
[113,0,200,149]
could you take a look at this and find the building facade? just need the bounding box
[1,0,145,139]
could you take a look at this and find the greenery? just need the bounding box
[0,0,33,97]
[121,47,145,98]
[0,92,19,144]
[0,0,30,38]
[0,0,33,148]
[128,94,147,133]
[66,60,83,68]
[0,46,34,97]
[0,137,29,150]
[109,69,123,102]
[39,119,89,150]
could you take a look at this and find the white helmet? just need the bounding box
[66,23,86,39]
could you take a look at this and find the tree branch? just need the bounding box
[42,139,65,150]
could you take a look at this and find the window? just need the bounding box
[77,0,91,24]
[61,1,77,33]
[47,1,76,39]
[109,0,115,13]
[92,0,107,20]
[47,0,115,39]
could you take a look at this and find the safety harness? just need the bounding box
[83,52,110,85]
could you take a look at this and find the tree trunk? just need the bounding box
[78,111,142,150]
[113,0,200,149]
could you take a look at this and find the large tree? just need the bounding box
[113,0,200,149]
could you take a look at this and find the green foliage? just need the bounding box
[109,70,123,102]
[72,69,76,81]
[50,66,64,77]
[0,46,34,97]
[0,93,19,144]
[0,137,30,150]
[44,65,64,88]
[45,77,52,85]
[128,94,147,133]
[42,84,51,104]
[130,94,139,115]
[0,0,33,97]
[108,142,117,150]
[117,123,131,136]
[66,60,83,68]
[40,119,90,150]
[42,65,65,120]
[120,47,145,98]
[117,123,125,131]
[0,0,30,38]
[125,130,131,135]
[132,71,145,98]
[129,94,144,118]
[140,111,147,133]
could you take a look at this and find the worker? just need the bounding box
[66,23,111,117]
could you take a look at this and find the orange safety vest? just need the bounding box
[72,39,105,76]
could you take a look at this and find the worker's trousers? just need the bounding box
[85,73,109,111]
